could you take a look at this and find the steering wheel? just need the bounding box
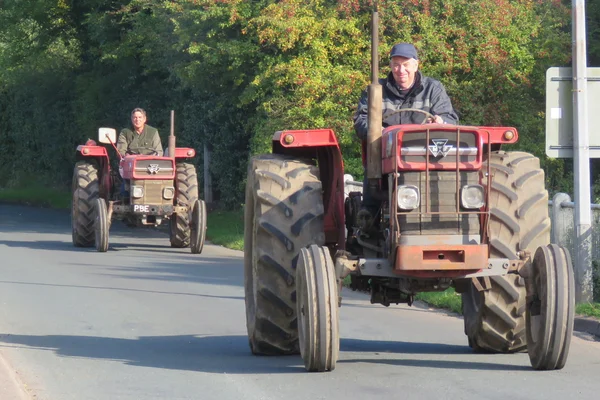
[126,147,159,156]
[382,108,436,125]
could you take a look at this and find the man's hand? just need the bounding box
[426,115,444,124]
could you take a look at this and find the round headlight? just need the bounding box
[397,185,420,210]
[132,186,144,199]
[461,185,485,209]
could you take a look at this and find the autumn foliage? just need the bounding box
[0,0,581,208]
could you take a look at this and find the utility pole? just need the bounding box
[572,0,593,303]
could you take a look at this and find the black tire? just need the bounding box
[527,244,575,370]
[170,163,199,248]
[95,198,109,252]
[72,161,100,247]
[462,151,550,353]
[190,199,207,254]
[297,245,339,372]
[244,154,325,355]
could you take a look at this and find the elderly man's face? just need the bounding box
[390,56,419,90]
[131,111,146,131]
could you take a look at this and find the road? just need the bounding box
[0,204,599,400]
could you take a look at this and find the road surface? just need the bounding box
[0,205,599,400]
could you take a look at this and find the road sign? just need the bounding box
[545,66,600,158]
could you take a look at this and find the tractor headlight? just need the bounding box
[163,187,175,200]
[131,186,144,199]
[397,185,420,210]
[461,184,485,209]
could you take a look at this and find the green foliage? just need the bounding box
[0,0,584,209]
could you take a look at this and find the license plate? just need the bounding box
[133,204,152,213]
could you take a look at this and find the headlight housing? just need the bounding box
[163,187,175,200]
[461,184,485,209]
[131,186,144,199]
[397,185,420,210]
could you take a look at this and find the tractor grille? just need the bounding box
[397,171,480,235]
[133,159,175,178]
[130,179,174,206]
[400,130,477,164]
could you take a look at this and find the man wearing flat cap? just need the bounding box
[353,42,458,139]
[353,42,459,229]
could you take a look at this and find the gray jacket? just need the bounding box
[353,71,459,140]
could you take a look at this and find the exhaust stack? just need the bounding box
[168,110,176,158]
[366,7,382,181]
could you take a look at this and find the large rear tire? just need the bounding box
[170,163,199,248]
[72,161,100,247]
[462,151,551,353]
[244,154,325,355]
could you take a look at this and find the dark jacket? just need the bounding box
[117,125,163,156]
[353,71,459,140]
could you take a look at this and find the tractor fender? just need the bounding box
[271,129,345,249]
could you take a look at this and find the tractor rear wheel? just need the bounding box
[462,151,550,353]
[244,154,325,355]
[170,163,199,248]
[72,161,100,247]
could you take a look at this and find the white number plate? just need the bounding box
[133,205,150,213]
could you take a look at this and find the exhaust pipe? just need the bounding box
[366,7,382,181]
[168,110,176,158]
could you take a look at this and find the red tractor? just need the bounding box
[71,111,206,253]
[243,11,574,372]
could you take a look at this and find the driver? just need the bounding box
[353,42,458,138]
[352,43,459,231]
[117,108,164,157]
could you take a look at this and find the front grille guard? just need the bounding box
[390,128,492,258]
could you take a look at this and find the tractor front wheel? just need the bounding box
[297,244,339,372]
[190,199,207,254]
[526,244,575,370]
[94,198,109,252]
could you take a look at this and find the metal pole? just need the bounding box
[572,0,593,303]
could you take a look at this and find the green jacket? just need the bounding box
[117,125,163,156]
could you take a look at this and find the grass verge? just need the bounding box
[206,209,244,251]
[0,187,71,209]
[415,289,462,314]
[576,302,600,319]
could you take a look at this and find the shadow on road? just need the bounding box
[0,280,244,301]
[0,333,530,373]
[338,358,531,371]
[0,239,75,251]
[341,338,469,354]
[0,333,304,374]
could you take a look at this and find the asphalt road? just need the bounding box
[0,204,599,400]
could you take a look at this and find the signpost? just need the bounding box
[546,0,593,303]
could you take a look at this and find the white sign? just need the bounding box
[545,67,600,158]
